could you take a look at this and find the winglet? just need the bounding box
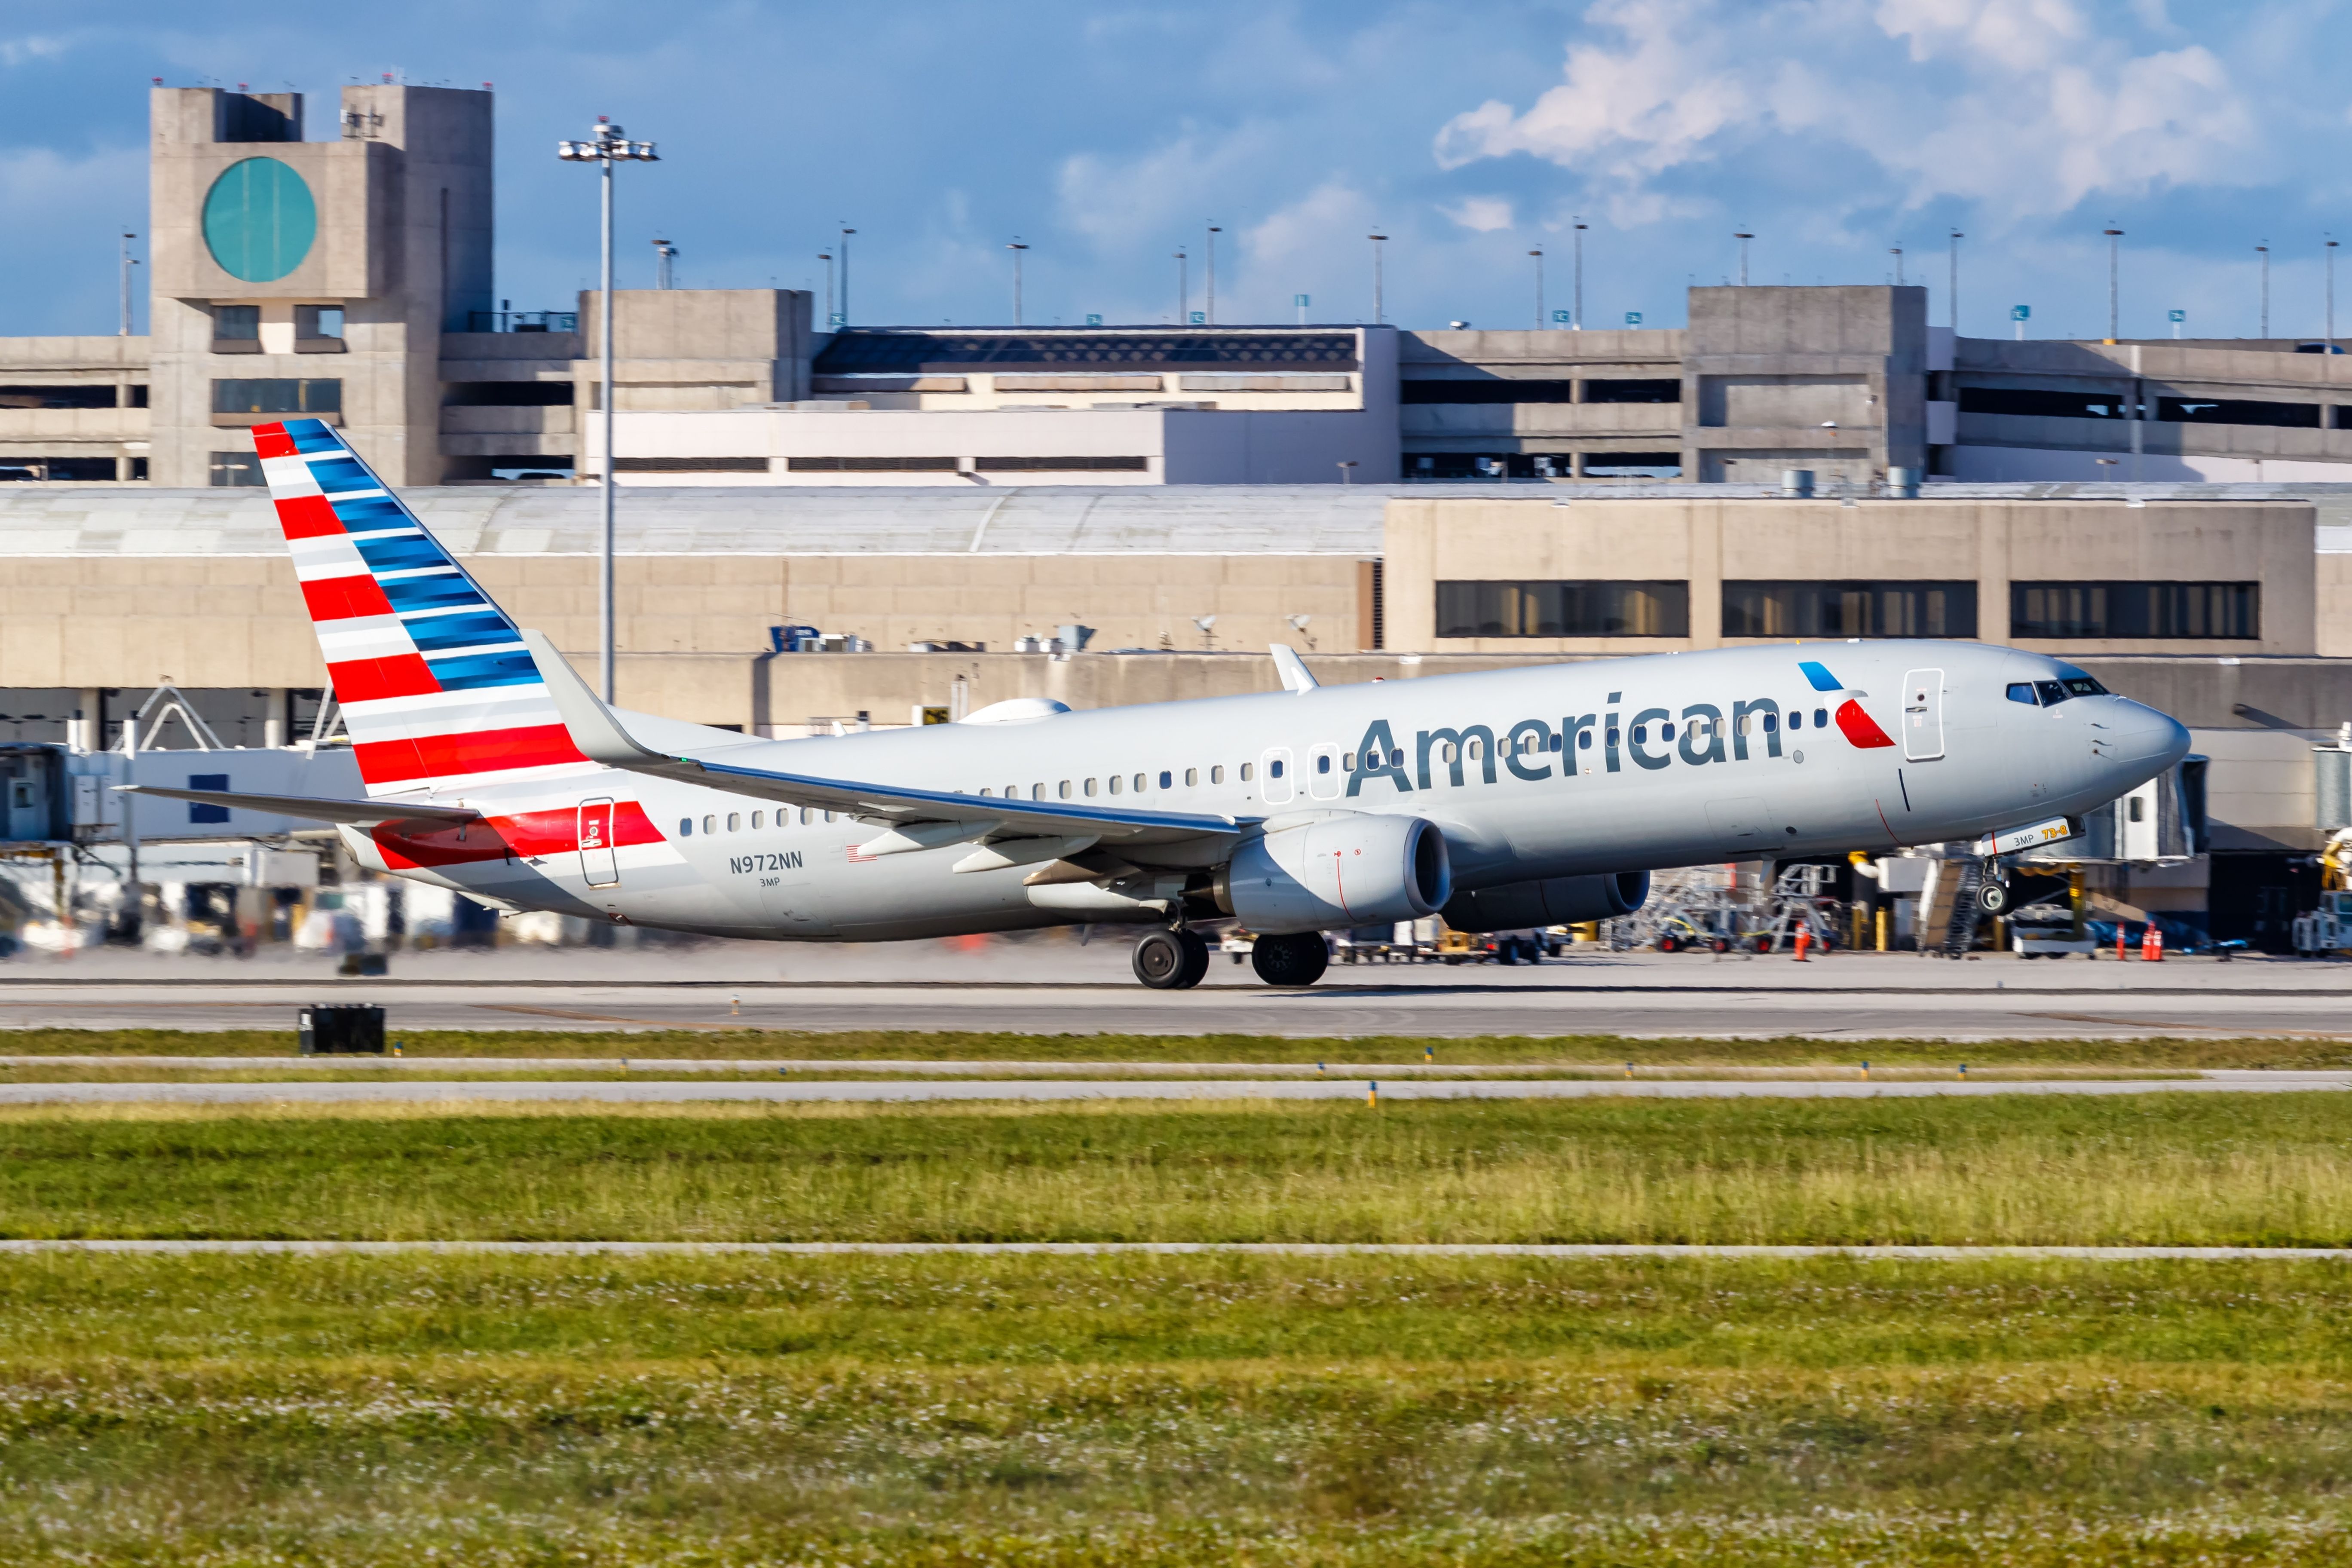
[518,630,680,768]
[1270,644,1319,694]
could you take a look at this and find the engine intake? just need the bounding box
[1216,812,1451,934]
[1441,871,1650,933]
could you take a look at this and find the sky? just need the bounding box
[3,0,2349,341]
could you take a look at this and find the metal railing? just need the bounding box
[464,310,579,334]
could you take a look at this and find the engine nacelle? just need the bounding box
[1216,812,1451,934]
[1440,871,1650,933]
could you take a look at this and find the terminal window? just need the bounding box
[1400,379,1578,404]
[0,385,122,410]
[210,305,260,342]
[2156,396,2321,428]
[1436,580,1690,638]
[1723,581,1978,639]
[211,378,340,416]
[973,455,1149,471]
[1957,386,2123,419]
[2012,581,2259,640]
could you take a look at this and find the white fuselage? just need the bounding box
[343,639,2190,942]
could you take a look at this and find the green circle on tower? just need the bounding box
[202,157,316,282]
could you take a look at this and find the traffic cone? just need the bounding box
[2142,923,2163,962]
[2116,925,2128,962]
[1793,924,1812,962]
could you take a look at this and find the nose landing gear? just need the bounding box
[1132,926,1211,990]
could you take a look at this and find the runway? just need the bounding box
[1,1072,2345,1103]
[5,946,2352,1041]
[0,1238,2345,1262]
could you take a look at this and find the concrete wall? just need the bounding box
[1384,496,2315,657]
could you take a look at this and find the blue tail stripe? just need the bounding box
[425,651,545,690]
[405,610,521,650]
[286,420,344,453]
[352,536,456,575]
[379,576,487,614]
[1798,660,1843,692]
[329,495,409,532]
[309,456,373,492]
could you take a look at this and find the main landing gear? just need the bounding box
[1132,926,1212,990]
[1249,931,1329,988]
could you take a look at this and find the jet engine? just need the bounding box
[1440,871,1650,933]
[1212,812,1451,934]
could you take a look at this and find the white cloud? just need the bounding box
[1433,0,2262,224]
[0,34,71,68]
[1441,196,1515,232]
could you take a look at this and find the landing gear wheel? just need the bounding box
[1250,931,1330,988]
[1978,881,2011,915]
[1173,927,1211,989]
[1133,928,1191,990]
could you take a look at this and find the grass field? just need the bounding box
[6,1066,2351,1561]
[3,1094,2352,1246]
[1,1024,2347,1067]
[0,1251,2349,1564]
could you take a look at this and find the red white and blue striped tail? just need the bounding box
[254,418,599,797]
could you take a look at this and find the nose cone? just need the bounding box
[2106,703,2191,770]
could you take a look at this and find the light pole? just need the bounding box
[1733,231,1752,287]
[1948,229,1963,331]
[1530,247,1544,328]
[1572,217,1586,329]
[1006,240,1028,325]
[1205,224,1220,325]
[557,117,660,704]
[818,251,833,329]
[2257,242,2270,339]
[1890,246,1903,286]
[653,238,675,290]
[1368,232,1387,324]
[118,228,136,334]
[2330,238,2340,346]
[2103,226,2123,343]
[1174,247,1188,323]
[839,225,855,326]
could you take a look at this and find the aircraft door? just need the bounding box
[577,798,621,888]
[1901,668,1945,762]
[1261,747,1295,806]
[1308,742,1343,800]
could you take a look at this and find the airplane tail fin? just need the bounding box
[253,418,597,797]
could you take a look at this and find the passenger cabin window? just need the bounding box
[751,811,763,829]
[1212,766,1226,783]
[702,815,716,834]
[1270,759,1286,778]
[727,813,741,832]
[1763,713,1779,731]
[1240,763,1254,781]
[1084,778,1097,796]
[1813,708,1828,727]
[678,818,692,837]
[1159,770,1173,789]
[1133,773,1146,791]
[1108,776,1122,794]
[1185,768,1198,785]
[1788,713,1802,730]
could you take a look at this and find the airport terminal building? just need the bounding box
[5,84,2352,948]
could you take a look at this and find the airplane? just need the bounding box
[127,418,2192,989]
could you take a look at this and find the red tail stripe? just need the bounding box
[300,573,395,622]
[251,423,297,459]
[353,723,588,787]
[327,653,441,704]
[274,494,343,540]
[1835,699,1896,749]
[371,802,666,871]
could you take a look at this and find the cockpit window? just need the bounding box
[2006,683,2038,705]
[2062,676,2107,696]
[2034,680,2070,706]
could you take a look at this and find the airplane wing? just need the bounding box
[518,631,1248,845]
[116,786,481,831]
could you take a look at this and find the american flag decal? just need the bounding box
[253,420,599,797]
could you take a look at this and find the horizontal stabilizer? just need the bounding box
[116,785,480,831]
[519,629,1246,844]
[1270,643,1318,694]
